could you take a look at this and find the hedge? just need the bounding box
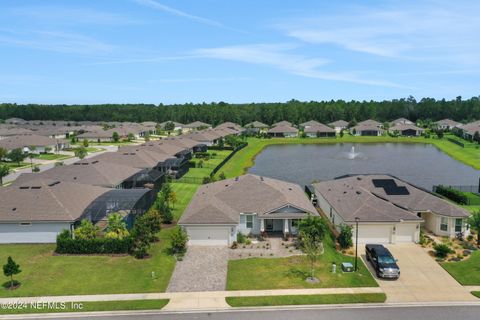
[435,185,468,205]
[56,235,133,254]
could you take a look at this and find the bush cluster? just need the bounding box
[55,230,133,254]
[435,185,468,205]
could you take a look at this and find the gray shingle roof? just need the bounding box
[304,123,336,133]
[313,174,469,223]
[179,174,317,225]
[268,124,298,134]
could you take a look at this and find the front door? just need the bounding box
[265,219,274,231]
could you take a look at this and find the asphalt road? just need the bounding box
[7,305,480,320]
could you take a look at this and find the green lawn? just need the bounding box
[217,136,480,179]
[184,150,232,179]
[472,292,480,298]
[171,183,199,220]
[0,228,176,297]
[441,251,480,285]
[1,161,30,170]
[227,235,377,290]
[0,299,169,314]
[226,293,386,307]
[35,154,72,161]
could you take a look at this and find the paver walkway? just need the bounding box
[167,246,228,292]
[361,244,476,303]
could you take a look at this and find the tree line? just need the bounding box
[1,96,479,125]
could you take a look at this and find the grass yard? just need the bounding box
[0,228,176,298]
[441,251,480,285]
[226,293,386,307]
[35,154,72,161]
[1,161,30,170]
[0,299,169,314]
[472,292,480,298]
[227,235,377,290]
[217,136,480,179]
[171,183,199,220]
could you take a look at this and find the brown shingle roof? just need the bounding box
[179,174,317,225]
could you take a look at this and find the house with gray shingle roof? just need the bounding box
[313,174,470,244]
[179,174,317,245]
[388,123,424,136]
[328,120,349,133]
[267,124,299,138]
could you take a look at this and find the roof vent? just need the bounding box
[288,187,292,190]
[92,160,99,164]
[357,177,362,180]
[260,176,264,181]
[19,186,29,189]
[12,208,16,211]
[235,177,239,181]
[343,191,347,194]
[48,181,60,187]
[31,186,41,189]
[356,191,362,195]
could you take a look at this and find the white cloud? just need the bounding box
[193,44,400,87]
[280,0,480,64]
[0,29,115,55]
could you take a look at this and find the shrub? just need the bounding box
[104,212,130,240]
[236,232,246,244]
[170,228,188,255]
[55,231,133,254]
[435,185,468,204]
[433,243,454,258]
[338,224,353,249]
[74,219,99,240]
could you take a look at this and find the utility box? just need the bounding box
[341,262,354,272]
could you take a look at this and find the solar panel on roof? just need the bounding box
[384,186,410,195]
[372,179,396,188]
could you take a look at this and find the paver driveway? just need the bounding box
[361,243,475,302]
[167,246,228,292]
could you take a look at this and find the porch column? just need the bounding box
[260,219,265,232]
[284,219,289,234]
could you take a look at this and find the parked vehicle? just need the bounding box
[365,244,400,279]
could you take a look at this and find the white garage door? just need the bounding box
[357,224,392,244]
[0,223,71,244]
[186,226,230,246]
[396,224,417,243]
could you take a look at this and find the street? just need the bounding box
[3,305,480,320]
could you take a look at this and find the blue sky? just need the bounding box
[0,0,479,104]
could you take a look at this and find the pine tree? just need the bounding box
[3,256,21,289]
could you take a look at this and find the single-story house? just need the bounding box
[390,118,413,126]
[313,174,470,244]
[267,124,299,138]
[0,127,34,140]
[244,121,269,134]
[179,174,318,246]
[159,121,184,132]
[0,178,156,243]
[350,119,384,136]
[185,130,220,146]
[0,134,67,153]
[435,119,462,131]
[183,121,212,132]
[304,123,336,137]
[272,120,294,127]
[215,122,244,133]
[459,120,480,140]
[388,123,424,136]
[299,120,322,130]
[328,120,348,133]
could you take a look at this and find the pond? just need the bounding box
[247,143,480,190]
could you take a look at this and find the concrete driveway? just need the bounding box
[167,246,228,292]
[361,244,475,302]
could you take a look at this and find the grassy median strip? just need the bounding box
[226,293,386,307]
[0,299,169,314]
[471,292,480,298]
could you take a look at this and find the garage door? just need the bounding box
[357,224,392,244]
[186,226,230,246]
[396,223,417,243]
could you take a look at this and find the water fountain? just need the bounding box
[336,145,366,160]
[347,146,359,160]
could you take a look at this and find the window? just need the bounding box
[440,217,448,232]
[19,222,31,226]
[455,219,463,233]
[245,215,253,229]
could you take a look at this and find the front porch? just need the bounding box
[259,218,300,238]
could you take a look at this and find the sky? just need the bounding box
[0,0,479,104]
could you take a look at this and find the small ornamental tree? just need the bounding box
[301,232,323,281]
[0,147,7,161]
[143,208,162,235]
[168,191,177,209]
[83,139,89,147]
[131,215,153,259]
[164,121,175,134]
[74,146,88,160]
[298,215,327,244]
[8,148,26,165]
[112,131,119,142]
[105,212,129,239]
[3,256,21,289]
[338,224,353,249]
[339,130,344,138]
[127,133,135,141]
[170,228,188,256]
[474,131,480,144]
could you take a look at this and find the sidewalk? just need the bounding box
[0,287,383,311]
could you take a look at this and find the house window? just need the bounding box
[455,219,463,233]
[245,215,253,229]
[440,217,449,231]
[19,222,31,226]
